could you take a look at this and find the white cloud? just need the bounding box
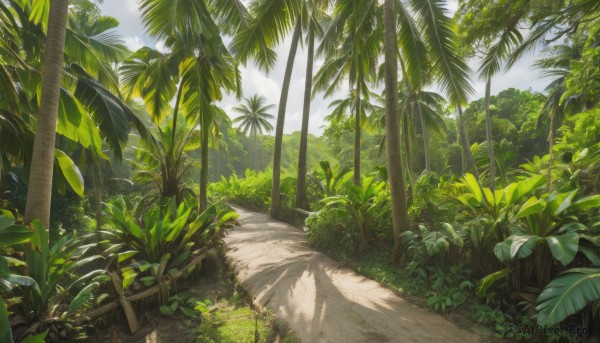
[100,0,552,137]
[123,36,144,52]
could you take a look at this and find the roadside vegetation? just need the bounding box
[1,0,599,342]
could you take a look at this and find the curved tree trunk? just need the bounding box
[254,132,259,172]
[24,0,69,229]
[547,112,555,191]
[199,119,210,211]
[457,105,480,180]
[484,79,496,190]
[295,23,314,211]
[402,112,414,204]
[353,77,362,185]
[418,106,430,173]
[270,19,301,218]
[384,0,410,263]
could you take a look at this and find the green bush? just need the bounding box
[101,195,236,289]
[1,214,106,341]
[209,169,272,211]
[305,207,357,256]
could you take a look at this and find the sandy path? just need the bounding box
[223,206,483,343]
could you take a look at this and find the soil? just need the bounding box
[224,206,486,343]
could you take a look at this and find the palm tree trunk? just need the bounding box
[254,133,259,172]
[547,113,554,190]
[92,166,103,230]
[295,24,314,211]
[484,79,496,190]
[353,78,362,185]
[270,18,301,218]
[457,105,480,180]
[200,121,210,211]
[384,0,410,263]
[24,0,69,229]
[402,113,414,204]
[418,106,431,173]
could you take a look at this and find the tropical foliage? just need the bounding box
[1,0,600,341]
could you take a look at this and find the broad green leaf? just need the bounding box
[547,232,579,266]
[514,174,546,202]
[553,189,578,216]
[0,216,14,230]
[463,173,482,203]
[20,332,48,343]
[515,196,546,219]
[55,149,84,197]
[0,223,33,246]
[121,268,138,289]
[570,195,600,211]
[579,247,600,266]
[0,298,12,343]
[510,235,542,260]
[537,268,600,326]
[118,250,139,263]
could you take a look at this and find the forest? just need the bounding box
[1,0,599,342]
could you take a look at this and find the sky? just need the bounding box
[99,0,550,136]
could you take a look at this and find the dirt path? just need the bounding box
[224,206,484,343]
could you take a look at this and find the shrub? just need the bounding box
[101,195,236,289]
[209,169,272,211]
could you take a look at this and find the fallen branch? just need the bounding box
[75,248,214,326]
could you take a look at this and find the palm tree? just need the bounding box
[384,0,474,259]
[231,0,327,218]
[24,0,69,227]
[232,95,275,172]
[535,42,584,190]
[295,17,317,211]
[383,0,409,262]
[0,0,147,229]
[129,0,240,210]
[313,0,383,186]
[477,26,523,190]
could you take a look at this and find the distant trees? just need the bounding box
[233,95,275,171]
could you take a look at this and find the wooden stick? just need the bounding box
[109,270,139,333]
[75,249,213,325]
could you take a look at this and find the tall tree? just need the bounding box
[383,0,409,262]
[314,0,383,185]
[134,0,241,210]
[295,20,316,210]
[24,0,69,227]
[232,95,275,171]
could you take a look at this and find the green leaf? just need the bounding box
[139,276,156,286]
[160,305,173,316]
[570,195,600,211]
[579,247,600,266]
[121,268,138,289]
[118,250,139,263]
[553,189,577,216]
[0,216,14,230]
[537,268,600,326]
[477,269,509,297]
[0,298,12,343]
[20,332,48,343]
[510,235,542,260]
[68,282,99,314]
[515,196,546,218]
[0,222,34,246]
[462,173,483,203]
[55,149,84,197]
[494,239,512,263]
[547,232,580,266]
